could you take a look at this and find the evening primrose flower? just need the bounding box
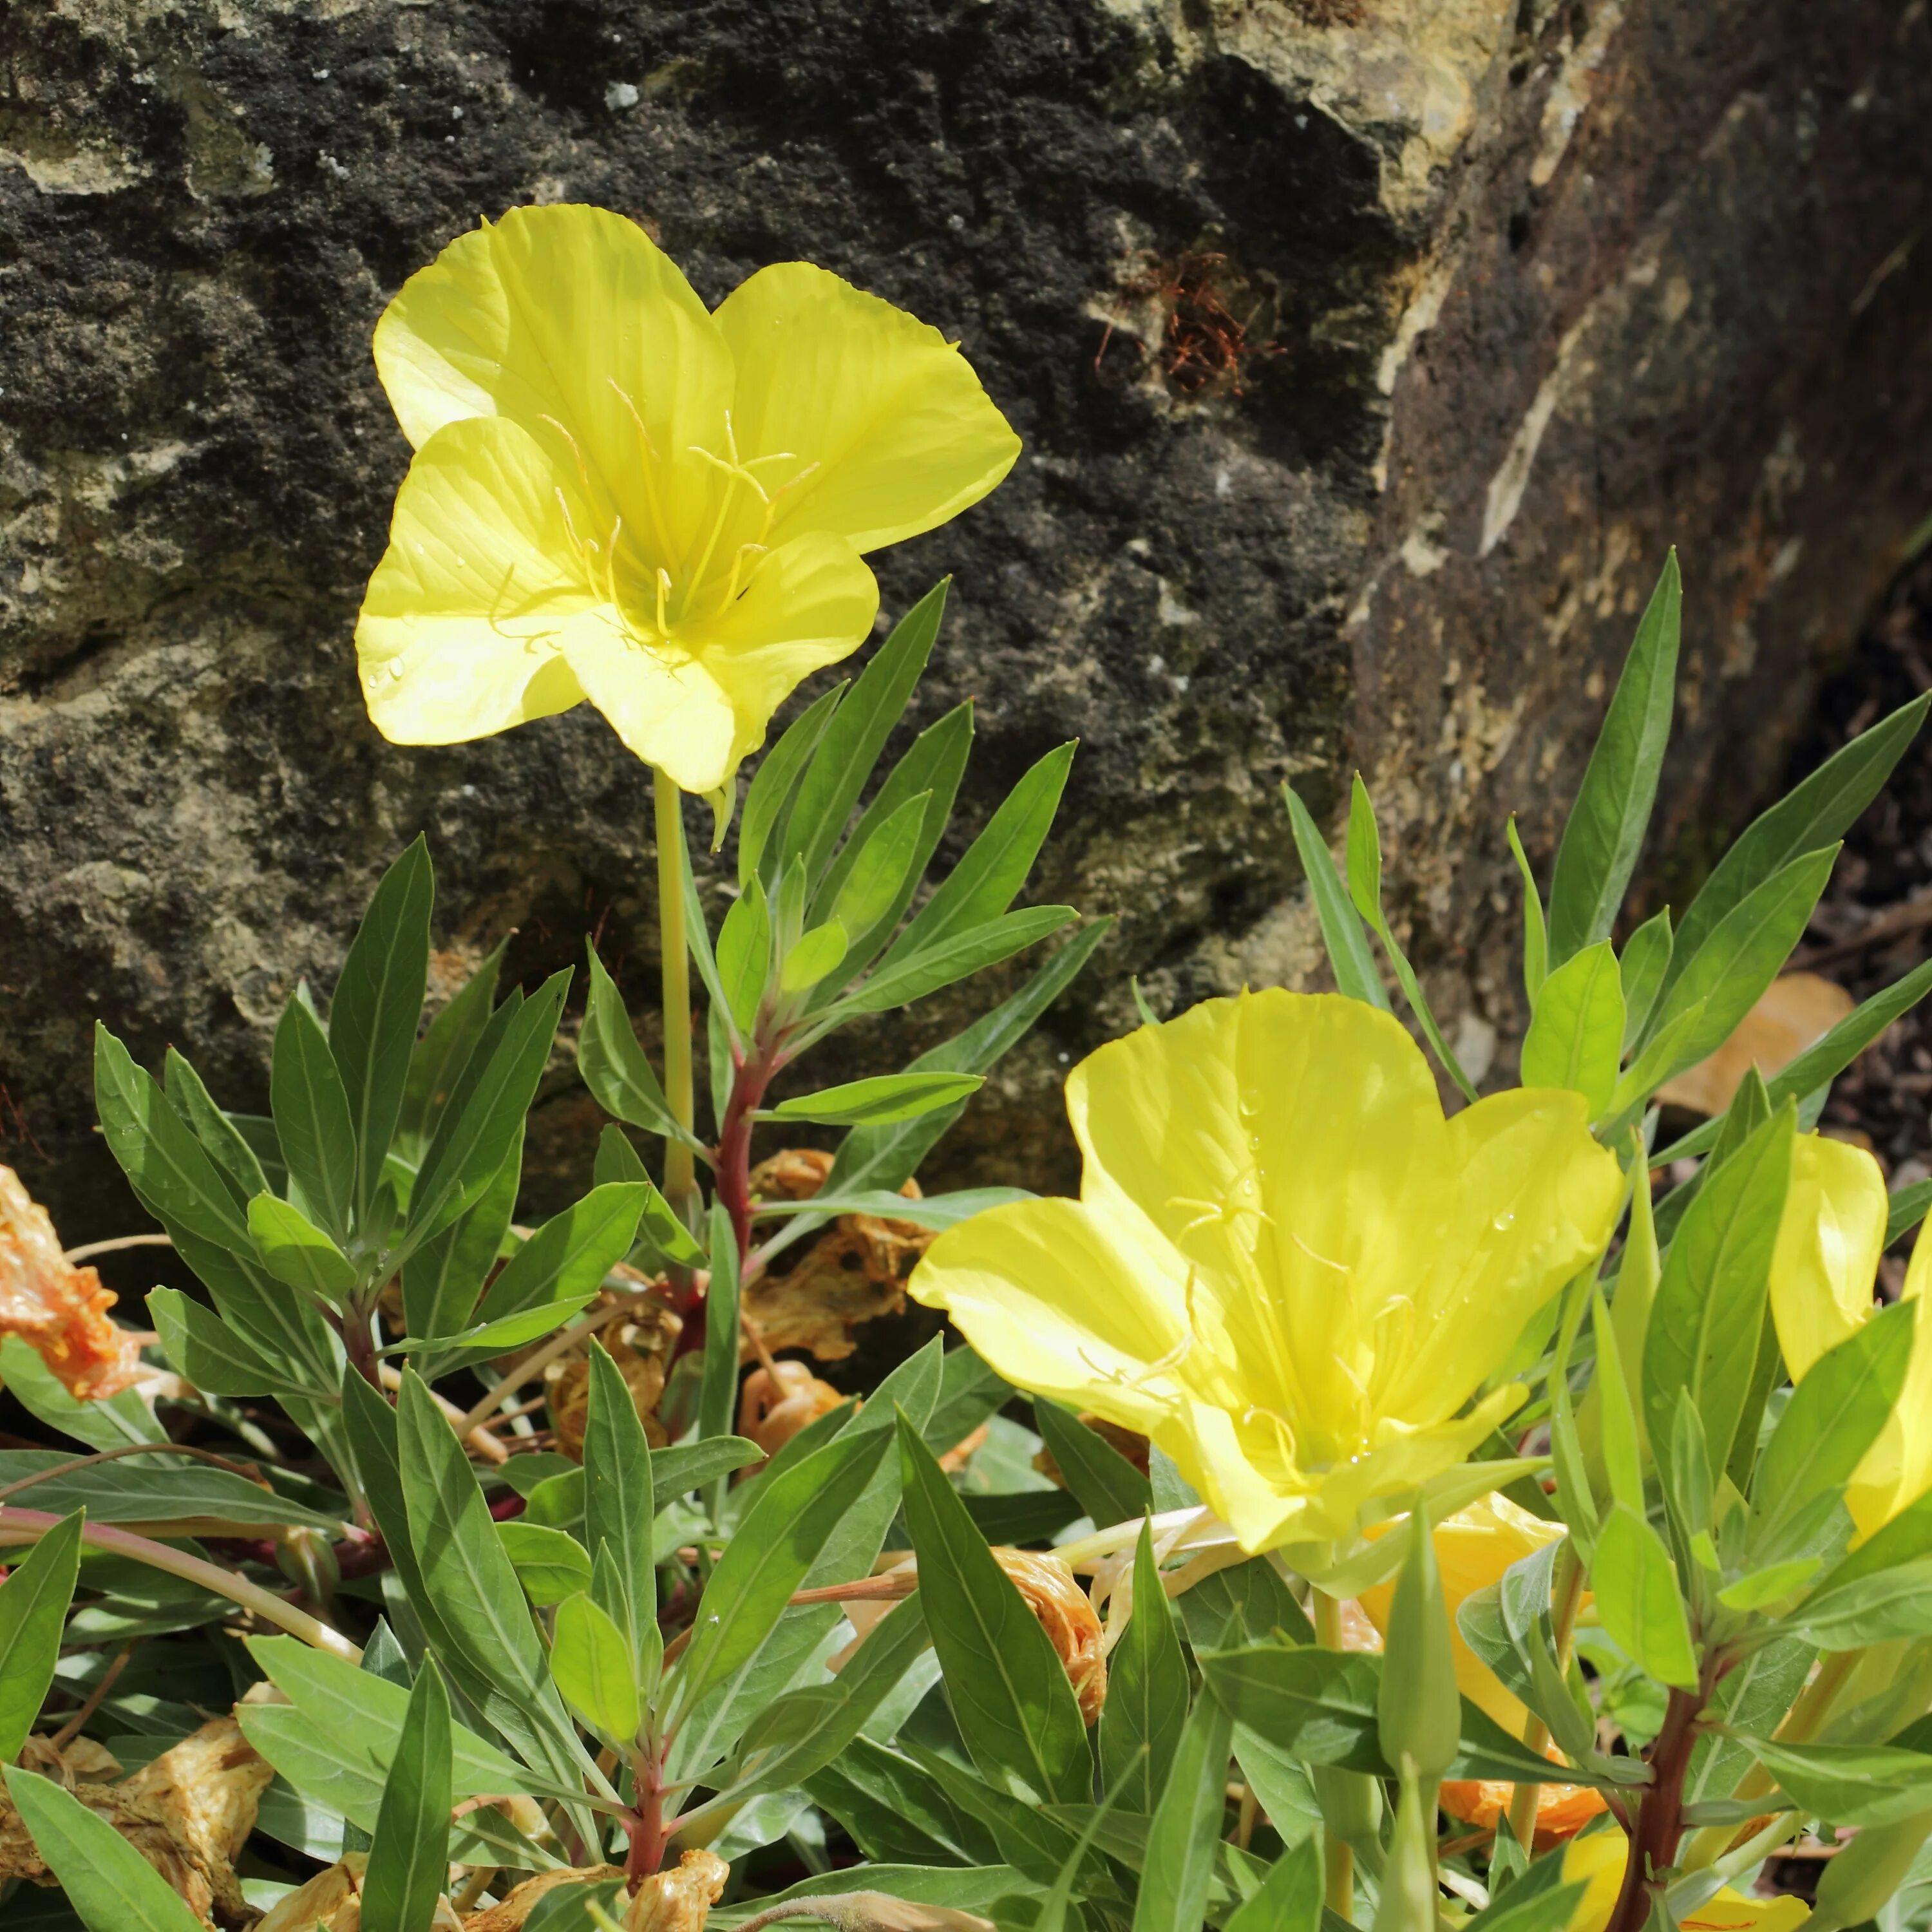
[909,990,1623,1553]
[1768,1133,1931,1537]
[1562,1829,1810,1932]
[355,204,1019,796]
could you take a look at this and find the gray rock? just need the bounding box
[4,0,1930,1244]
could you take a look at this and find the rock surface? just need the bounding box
[3,0,1930,1240]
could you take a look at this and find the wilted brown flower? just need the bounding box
[740,1150,934,1361]
[547,1295,683,1461]
[0,1164,145,1400]
[626,1848,730,1931]
[738,1359,847,1462]
[256,1853,465,1931]
[993,1548,1107,1725]
[0,1716,271,1927]
[462,1864,626,1930]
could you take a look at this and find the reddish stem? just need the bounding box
[624,1751,668,1881]
[1603,1671,1712,1932]
[341,1295,383,1390]
[714,1041,777,1269]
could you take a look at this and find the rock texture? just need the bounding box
[3,0,1930,1243]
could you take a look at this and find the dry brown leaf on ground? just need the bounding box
[625,1848,730,1930]
[740,1150,934,1361]
[0,1163,146,1399]
[462,1862,625,1929]
[1656,972,1856,1116]
[547,1294,683,1460]
[0,1716,270,1927]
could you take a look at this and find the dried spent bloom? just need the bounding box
[994,1548,1107,1725]
[738,1358,847,1461]
[0,1164,145,1400]
[462,1865,626,1931]
[547,1296,682,1460]
[625,1848,730,1931]
[1438,1771,1607,1851]
[357,205,1018,799]
[911,990,1622,1552]
[743,1148,934,1361]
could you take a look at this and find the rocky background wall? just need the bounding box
[5,0,1931,1244]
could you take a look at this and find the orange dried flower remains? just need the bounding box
[0,1165,144,1401]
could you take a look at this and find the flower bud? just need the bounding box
[1376,1508,1461,1783]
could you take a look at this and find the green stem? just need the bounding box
[654,768,699,1231]
[1314,1587,1359,1922]
[1505,1540,1585,1850]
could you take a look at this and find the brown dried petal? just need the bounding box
[0,1163,145,1401]
[738,1359,847,1461]
[547,1297,681,1462]
[462,1863,627,1930]
[625,1848,731,1931]
[993,1548,1107,1726]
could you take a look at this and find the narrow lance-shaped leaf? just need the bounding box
[360,1660,453,1932]
[1520,940,1624,1117]
[551,1591,643,1743]
[1099,1521,1189,1815]
[583,1339,655,1649]
[1619,907,1673,1051]
[328,837,434,1225]
[0,1508,84,1764]
[741,681,848,889]
[399,935,507,1155]
[1285,781,1390,1010]
[765,1072,984,1127]
[1548,551,1681,964]
[2,1768,207,1932]
[1130,1687,1236,1932]
[1590,1502,1698,1690]
[579,945,707,1150]
[271,993,359,1243]
[1506,815,1549,1005]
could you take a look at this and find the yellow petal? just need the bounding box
[355,417,594,745]
[558,615,739,796]
[372,205,733,564]
[1562,1830,1629,1932]
[1769,1133,1885,1382]
[672,531,879,790]
[907,1196,1191,1443]
[712,261,1021,553]
[1852,1217,1932,1535]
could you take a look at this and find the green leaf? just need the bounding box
[1716,1558,1820,1612]
[330,838,434,1226]
[406,971,569,1255]
[1642,1101,1793,1473]
[895,1415,1091,1805]
[578,946,706,1150]
[1655,955,1932,1166]
[1520,940,1625,1115]
[781,918,850,994]
[1752,1298,1913,1558]
[1199,1645,1385,1772]
[394,1370,553,1714]
[1590,1502,1698,1689]
[470,1184,647,1333]
[583,1340,655,1647]
[815,921,1109,1212]
[1742,1737,1932,1829]
[399,936,507,1155]
[0,1450,342,1531]
[1668,692,1930,1014]
[147,1285,308,1397]
[1890,1180,1932,1247]
[93,1023,254,1255]
[402,1132,522,1346]
[1099,1522,1189,1815]
[395,1296,593,1356]
[752,1187,1032,1231]
[552,1592,642,1742]
[497,1522,592,1607]
[247,1192,358,1302]
[888,743,1075,967]
[271,994,359,1242]
[1343,775,1477,1101]
[1130,1687,1235,1932]
[162,1048,269,1206]
[1777,1557,1932,1649]
[1034,1401,1151,1527]
[361,1660,453,1932]
[1588,1281,1645,1514]
[1377,1502,1461,1779]
[833,906,1080,1021]
[741,682,848,889]
[2,1766,207,1932]
[0,1508,83,1763]
[1506,817,1549,1006]
[1284,782,1388,1010]
[0,1336,158,1453]
[788,582,949,885]
[699,1201,741,1462]
[768,1072,985,1127]
[1226,1839,1321,1932]
[1639,847,1839,1072]
[717,875,773,1035]
[673,1423,894,1718]
[1619,909,1674,1051]
[1548,551,1681,963]
[826,793,931,963]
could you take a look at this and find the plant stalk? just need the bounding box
[1602,1669,1710,1932]
[654,767,699,1232]
[1504,1539,1586,1851]
[715,1041,776,1267]
[1314,1586,1359,1922]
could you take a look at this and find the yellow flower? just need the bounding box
[355,205,1019,795]
[1562,1829,1809,1932]
[1768,1133,1932,1536]
[908,990,1623,1553]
